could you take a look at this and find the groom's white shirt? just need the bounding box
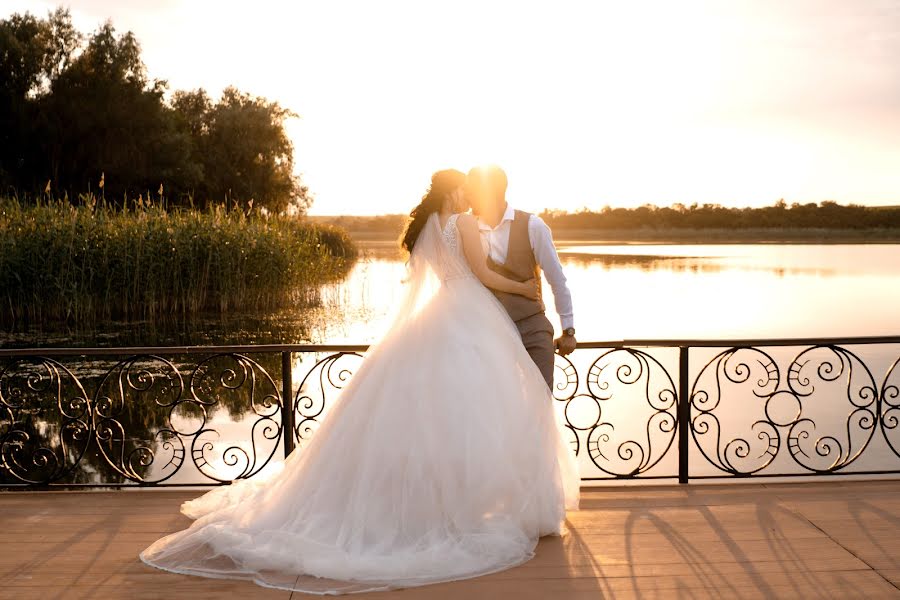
[476,204,575,331]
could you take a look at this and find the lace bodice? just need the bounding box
[441,214,462,257]
[438,214,473,281]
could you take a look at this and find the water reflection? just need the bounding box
[0,352,288,486]
[321,242,900,344]
[557,252,835,275]
[4,242,897,349]
[4,241,898,486]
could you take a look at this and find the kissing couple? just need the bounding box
[141,165,581,594]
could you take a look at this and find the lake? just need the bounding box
[317,241,900,345]
[3,240,897,349]
[3,240,899,486]
[303,242,900,484]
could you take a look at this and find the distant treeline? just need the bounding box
[310,200,900,242]
[1,8,306,212]
[540,200,900,230]
[308,215,411,239]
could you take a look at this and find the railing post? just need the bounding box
[281,351,295,458]
[678,346,690,484]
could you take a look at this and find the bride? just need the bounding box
[140,168,580,594]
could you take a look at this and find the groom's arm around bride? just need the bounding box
[466,165,576,390]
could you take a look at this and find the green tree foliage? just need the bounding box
[34,21,194,199]
[0,9,80,186]
[0,8,309,212]
[171,88,308,212]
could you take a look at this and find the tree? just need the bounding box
[32,21,195,200]
[199,87,309,212]
[0,9,80,189]
[0,9,311,213]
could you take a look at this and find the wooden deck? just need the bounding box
[2,481,900,599]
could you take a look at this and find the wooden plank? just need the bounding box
[0,581,291,600]
[4,569,898,600]
[0,535,864,570]
[874,569,900,589]
[1,481,900,599]
[0,556,874,582]
[357,571,900,600]
[522,536,865,568]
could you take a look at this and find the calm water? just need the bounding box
[313,242,900,483]
[318,241,900,344]
[4,241,899,485]
[4,241,896,349]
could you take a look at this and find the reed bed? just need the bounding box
[0,196,357,328]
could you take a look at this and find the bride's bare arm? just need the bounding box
[456,214,539,299]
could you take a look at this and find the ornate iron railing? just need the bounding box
[1,335,898,488]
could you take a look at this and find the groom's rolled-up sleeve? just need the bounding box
[529,215,574,331]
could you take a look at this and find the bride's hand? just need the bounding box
[518,278,540,300]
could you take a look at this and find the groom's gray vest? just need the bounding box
[486,210,546,322]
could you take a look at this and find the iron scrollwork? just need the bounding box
[552,353,580,455]
[93,355,186,484]
[691,347,782,475]
[92,353,282,484]
[786,346,877,472]
[293,352,363,448]
[0,358,92,484]
[189,354,282,482]
[879,354,900,458]
[0,340,897,487]
[289,349,679,479]
[559,349,678,478]
[691,345,878,476]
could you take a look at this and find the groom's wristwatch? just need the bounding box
[563,327,576,337]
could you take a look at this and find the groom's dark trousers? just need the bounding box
[515,313,556,390]
[485,209,556,390]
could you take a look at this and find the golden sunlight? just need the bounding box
[5,0,900,215]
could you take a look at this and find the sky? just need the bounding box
[5,0,900,215]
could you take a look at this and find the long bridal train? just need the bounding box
[140,213,580,594]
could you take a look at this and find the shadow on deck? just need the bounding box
[2,481,900,599]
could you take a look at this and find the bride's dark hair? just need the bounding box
[400,169,466,253]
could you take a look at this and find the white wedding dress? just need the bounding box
[140,212,580,594]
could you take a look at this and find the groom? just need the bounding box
[465,165,576,389]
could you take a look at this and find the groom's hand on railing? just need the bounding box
[555,332,577,356]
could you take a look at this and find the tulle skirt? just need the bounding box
[140,275,580,594]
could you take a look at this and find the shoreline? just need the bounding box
[550,227,900,245]
[343,227,900,246]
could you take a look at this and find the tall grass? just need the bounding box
[0,196,357,328]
